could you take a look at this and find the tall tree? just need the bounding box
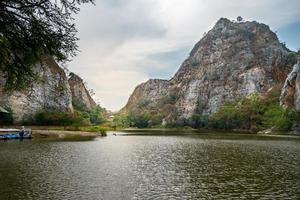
[0,0,94,90]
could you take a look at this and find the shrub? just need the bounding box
[113,114,132,128]
[207,89,299,132]
[148,113,163,127]
[137,98,152,108]
[161,93,177,105]
[89,106,106,125]
[89,126,107,136]
[209,103,242,129]
[130,112,151,128]
[191,59,199,67]
[190,114,209,128]
[262,105,299,131]
[34,110,91,126]
[113,112,163,128]
[72,99,88,111]
[34,111,74,126]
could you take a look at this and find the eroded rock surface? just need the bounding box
[68,72,97,111]
[0,57,73,122]
[280,61,300,110]
[122,18,297,123]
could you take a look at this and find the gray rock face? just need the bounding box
[280,61,300,110]
[122,18,296,123]
[0,57,73,123]
[68,73,97,111]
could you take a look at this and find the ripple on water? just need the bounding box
[0,134,299,199]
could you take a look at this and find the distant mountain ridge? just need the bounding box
[121,18,298,124]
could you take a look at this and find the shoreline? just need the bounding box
[32,129,98,139]
[117,128,300,138]
[1,126,299,139]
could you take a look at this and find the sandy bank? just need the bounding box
[32,129,98,139]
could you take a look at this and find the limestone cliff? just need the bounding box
[122,18,297,124]
[0,57,73,123]
[280,58,300,111]
[68,72,97,111]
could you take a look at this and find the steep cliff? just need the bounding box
[280,58,300,111]
[122,18,297,124]
[0,57,73,123]
[68,72,97,111]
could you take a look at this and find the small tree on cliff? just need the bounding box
[0,0,94,90]
[237,16,243,22]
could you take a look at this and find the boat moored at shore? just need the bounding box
[0,128,32,140]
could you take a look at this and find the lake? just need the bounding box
[0,132,299,199]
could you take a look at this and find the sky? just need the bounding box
[67,0,300,111]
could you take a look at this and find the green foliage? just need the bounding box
[71,105,107,125]
[161,93,177,105]
[137,98,152,108]
[209,102,242,129]
[190,114,209,128]
[34,111,75,126]
[281,42,288,50]
[88,106,106,125]
[129,112,151,128]
[207,90,299,132]
[0,0,94,90]
[33,110,93,126]
[89,126,107,136]
[148,113,163,127]
[113,112,163,129]
[72,99,88,111]
[262,105,298,131]
[191,59,199,67]
[209,93,266,131]
[73,111,91,126]
[286,53,297,64]
[113,114,132,128]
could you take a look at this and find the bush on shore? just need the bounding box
[192,90,299,131]
[110,87,299,132]
[113,112,163,129]
[32,106,106,127]
[34,111,86,126]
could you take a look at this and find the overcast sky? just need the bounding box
[68,0,300,111]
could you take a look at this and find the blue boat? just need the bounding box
[0,129,32,140]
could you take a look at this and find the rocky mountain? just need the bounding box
[0,57,73,122]
[68,72,97,111]
[280,59,300,111]
[0,57,96,123]
[122,18,298,124]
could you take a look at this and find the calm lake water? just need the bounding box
[0,132,299,200]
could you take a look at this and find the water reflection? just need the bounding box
[0,133,299,199]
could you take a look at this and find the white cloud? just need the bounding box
[68,0,300,111]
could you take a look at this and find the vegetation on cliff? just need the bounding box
[121,18,298,129]
[204,89,298,131]
[113,112,163,129]
[31,105,107,127]
[114,86,299,132]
